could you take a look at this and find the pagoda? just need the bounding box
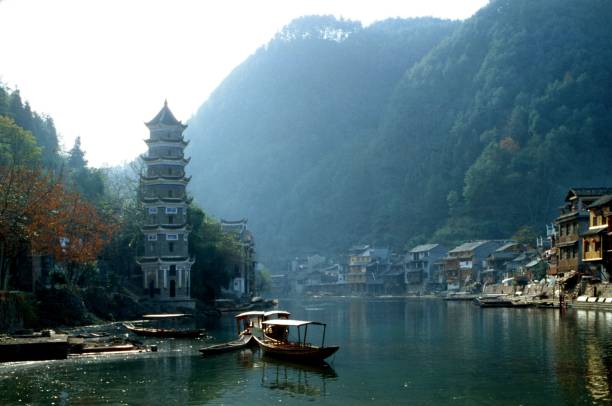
[137,101,195,310]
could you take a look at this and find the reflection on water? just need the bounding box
[258,356,337,398]
[0,299,611,405]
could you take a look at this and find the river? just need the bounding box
[1,298,611,405]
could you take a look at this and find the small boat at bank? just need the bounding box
[254,319,339,364]
[124,313,206,338]
[199,334,253,355]
[444,291,478,301]
[200,310,264,356]
[474,295,514,308]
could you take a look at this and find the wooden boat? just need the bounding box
[254,319,339,364]
[124,323,206,338]
[444,292,478,301]
[124,313,206,338]
[474,295,514,308]
[199,334,253,355]
[199,310,272,356]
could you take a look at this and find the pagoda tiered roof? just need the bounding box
[141,173,189,181]
[137,256,195,265]
[141,155,191,165]
[141,196,193,204]
[140,176,191,186]
[144,138,189,147]
[145,100,187,128]
[141,224,190,232]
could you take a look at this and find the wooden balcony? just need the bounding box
[557,259,579,273]
[583,251,603,261]
[557,235,579,245]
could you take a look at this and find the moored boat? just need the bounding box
[200,310,264,356]
[474,295,514,307]
[199,334,253,355]
[124,313,206,338]
[254,319,339,364]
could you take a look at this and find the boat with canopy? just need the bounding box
[254,319,339,363]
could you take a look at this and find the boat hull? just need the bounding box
[254,336,339,364]
[199,335,254,355]
[124,323,205,338]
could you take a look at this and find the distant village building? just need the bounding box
[220,218,256,299]
[443,241,505,291]
[549,188,612,277]
[347,245,388,295]
[404,244,447,293]
[137,101,195,310]
[581,194,612,282]
[481,242,524,285]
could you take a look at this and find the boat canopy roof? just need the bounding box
[262,319,325,327]
[263,310,290,318]
[142,313,191,319]
[235,311,265,319]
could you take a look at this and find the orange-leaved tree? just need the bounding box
[0,165,116,290]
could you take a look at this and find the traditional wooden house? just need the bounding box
[347,245,389,295]
[582,194,612,282]
[137,101,195,309]
[220,218,256,299]
[404,244,447,293]
[550,188,612,277]
[481,242,525,285]
[443,241,505,291]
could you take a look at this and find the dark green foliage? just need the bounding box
[1,87,60,168]
[188,205,242,302]
[186,2,612,264]
[67,136,87,169]
[35,288,93,327]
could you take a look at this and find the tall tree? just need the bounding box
[68,136,87,170]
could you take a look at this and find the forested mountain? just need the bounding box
[186,0,612,266]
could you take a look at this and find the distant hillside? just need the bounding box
[185,0,612,267]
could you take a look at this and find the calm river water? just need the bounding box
[1,298,611,405]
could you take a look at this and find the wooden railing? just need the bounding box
[557,235,579,245]
[583,251,603,261]
[557,259,578,273]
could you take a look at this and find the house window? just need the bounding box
[147,234,157,241]
[165,207,178,214]
[148,207,158,214]
[168,215,174,224]
[169,242,174,253]
[166,234,178,241]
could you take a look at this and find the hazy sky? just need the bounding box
[0,0,488,167]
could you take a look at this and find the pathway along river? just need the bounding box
[1,298,611,405]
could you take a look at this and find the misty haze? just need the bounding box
[0,0,611,405]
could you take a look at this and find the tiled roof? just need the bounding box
[588,194,612,208]
[409,244,439,253]
[495,242,519,252]
[449,241,488,253]
[566,187,612,201]
[146,101,184,127]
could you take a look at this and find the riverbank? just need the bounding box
[0,287,220,333]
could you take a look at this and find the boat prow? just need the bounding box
[199,334,254,356]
